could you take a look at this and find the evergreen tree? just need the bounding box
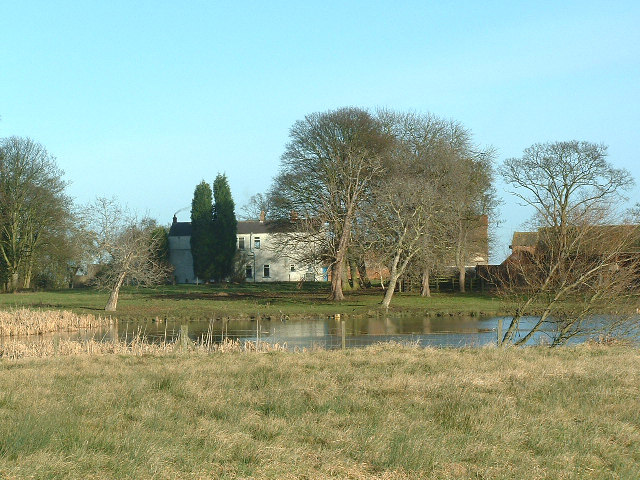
[210,174,237,281]
[190,181,213,281]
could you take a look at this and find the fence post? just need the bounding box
[341,320,346,350]
[257,317,260,350]
[497,318,503,346]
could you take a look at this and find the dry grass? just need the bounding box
[0,345,638,479]
[0,336,288,360]
[0,308,109,336]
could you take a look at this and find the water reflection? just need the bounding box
[3,314,614,349]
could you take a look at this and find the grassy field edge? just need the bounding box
[0,345,638,479]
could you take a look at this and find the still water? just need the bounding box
[4,315,610,349]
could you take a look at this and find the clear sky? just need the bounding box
[2,0,639,262]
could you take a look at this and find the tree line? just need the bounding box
[244,106,640,345]
[249,107,496,307]
[0,136,172,311]
[3,107,638,345]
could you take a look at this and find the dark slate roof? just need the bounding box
[168,222,192,237]
[237,221,279,234]
[169,220,293,237]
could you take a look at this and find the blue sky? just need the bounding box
[2,1,639,262]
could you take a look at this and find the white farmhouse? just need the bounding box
[168,215,325,283]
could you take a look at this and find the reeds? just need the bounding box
[0,308,109,336]
[0,335,288,360]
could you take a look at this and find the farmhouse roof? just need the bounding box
[168,221,192,237]
[168,220,296,237]
[509,226,640,252]
[510,231,538,249]
[237,221,275,234]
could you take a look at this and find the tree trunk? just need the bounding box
[349,258,360,290]
[357,260,371,288]
[105,272,127,312]
[342,262,353,291]
[421,269,431,297]
[329,262,344,301]
[382,254,400,309]
[329,204,356,301]
[9,271,19,293]
[459,266,466,293]
[23,263,32,290]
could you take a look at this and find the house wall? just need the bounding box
[236,232,322,282]
[168,231,322,284]
[168,235,196,283]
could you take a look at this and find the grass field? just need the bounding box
[0,283,506,320]
[0,345,638,479]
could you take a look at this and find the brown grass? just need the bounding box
[0,308,109,336]
[0,345,638,479]
[0,335,289,360]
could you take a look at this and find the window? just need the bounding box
[263,264,270,277]
[238,237,245,250]
[245,265,252,279]
[290,264,295,272]
[254,237,261,249]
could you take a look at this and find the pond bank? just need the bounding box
[0,285,510,321]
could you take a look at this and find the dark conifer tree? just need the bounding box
[190,181,213,281]
[210,174,237,281]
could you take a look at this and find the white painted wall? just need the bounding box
[168,231,323,284]
[237,232,323,283]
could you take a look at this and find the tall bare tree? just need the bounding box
[0,137,72,291]
[436,129,495,292]
[270,107,392,301]
[497,141,638,346]
[84,198,172,311]
[367,111,450,307]
[367,111,495,305]
[368,176,439,308]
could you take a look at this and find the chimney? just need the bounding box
[259,210,266,223]
[290,210,298,222]
[173,215,177,224]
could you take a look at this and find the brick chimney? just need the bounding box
[259,210,266,223]
[173,215,177,224]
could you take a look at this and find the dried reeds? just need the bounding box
[0,308,110,337]
[0,335,289,360]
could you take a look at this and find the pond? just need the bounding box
[3,314,621,349]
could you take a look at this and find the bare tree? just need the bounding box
[240,193,272,221]
[365,111,495,306]
[497,141,638,346]
[365,111,449,307]
[270,107,392,301]
[0,137,72,291]
[84,198,172,312]
[436,131,495,292]
[367,176,438,308]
